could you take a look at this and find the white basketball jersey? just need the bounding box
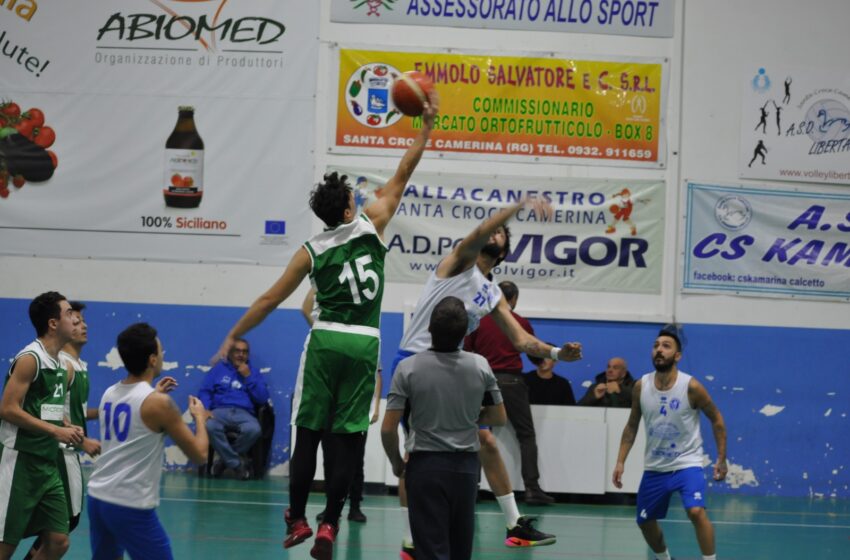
[399,265,503,354]
[87,381,164,509]
[640,371,704,472]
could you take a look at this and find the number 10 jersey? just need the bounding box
[87,381,163,510]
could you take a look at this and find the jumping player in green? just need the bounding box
[217,92,439,560]
[0,292,84,560]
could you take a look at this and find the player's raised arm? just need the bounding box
[437,197,551,278]
[216,247,312,361]
[365,90,439,236]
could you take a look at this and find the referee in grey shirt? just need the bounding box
[382,296,507,560]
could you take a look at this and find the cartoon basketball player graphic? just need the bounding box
[606,188,639,236]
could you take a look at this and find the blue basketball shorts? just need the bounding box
[88,495,173,560]
[635,466,706,524]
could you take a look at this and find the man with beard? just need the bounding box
[612,329,728,560]
[391,198,583,558]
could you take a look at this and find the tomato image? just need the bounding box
[0,102,20,118]
[373,65,388,76]
[47,150,58,169]
[14,119,34,139]
[182,176,194,188]
[12,175,24,188]
[366,114,381,126]
[33,126,55,148]
[23,108,45,128]
[171,174,183,186]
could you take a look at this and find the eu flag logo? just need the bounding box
[264,220,286,235]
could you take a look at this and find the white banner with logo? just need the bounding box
[0,1,318,264]
[330,0,675,38]
[329,166,665,292]
[683,182,850,301]
[739,66,850,186]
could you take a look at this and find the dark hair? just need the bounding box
[29,291,67,337]
[498,280,518,303]
[428,296,469,351]
[495,224,512,266]
[117,323,159,375]
[69,301,86,313]
[528,341,556,366]
[658,328,682,352]
[310,172,353,227]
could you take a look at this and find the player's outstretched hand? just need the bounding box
[422,89,440,128]
[557,342,583,362]
[526,196,554,222]
[155,376,178,393]
[211,336,234,366]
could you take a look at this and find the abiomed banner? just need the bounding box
[330,0,675,38]
[683,182,850,301]
[329,166,665,292]
[332,47,666,167]
[739,66,850,186]
[0,1,318,264]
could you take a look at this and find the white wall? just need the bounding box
[2,0,848,330]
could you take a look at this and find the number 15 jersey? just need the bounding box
[305,214,387,330]
[87,381,163,510]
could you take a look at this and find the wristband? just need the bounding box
[550,347,560,361]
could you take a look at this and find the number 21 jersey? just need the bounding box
[87,381,163,509]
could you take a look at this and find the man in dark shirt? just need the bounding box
[578,357,635,408]
[524,348,576,406]
[464,281,554,505]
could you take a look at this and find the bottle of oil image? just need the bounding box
[164,106,204,208]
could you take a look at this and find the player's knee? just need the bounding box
[686,506,707,523]
[45,533,70,555]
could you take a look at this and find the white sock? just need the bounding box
[702,555,717,560]
[496,493,521,528]
[401,507,413,547]
[655,550,671,560]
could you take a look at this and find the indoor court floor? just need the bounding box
[30,472,849,559]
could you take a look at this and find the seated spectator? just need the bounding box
[578,357,635,408]
[199,338,270,479]
[524,346,576,405]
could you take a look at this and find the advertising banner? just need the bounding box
[0,1,318,264]
[330,166,665,292]
[739,66,850,186]
[683,182,850,301]
[330,0,675,38]
[332,47,666,167]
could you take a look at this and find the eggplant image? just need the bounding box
[0,133,54,182]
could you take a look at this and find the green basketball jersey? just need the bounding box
[304,214,387,330]
[61,352,89,436]
[0,340,68,458]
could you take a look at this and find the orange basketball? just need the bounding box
[391,71,435,117]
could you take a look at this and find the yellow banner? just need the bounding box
[336,48,663,164]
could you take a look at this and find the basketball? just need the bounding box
[391,71,435,117]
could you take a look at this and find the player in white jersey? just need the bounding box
[612,330,728,560]
[392,198,583,557]
[86,323,210,560]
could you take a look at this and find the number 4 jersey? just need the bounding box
[87,381,163,509]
